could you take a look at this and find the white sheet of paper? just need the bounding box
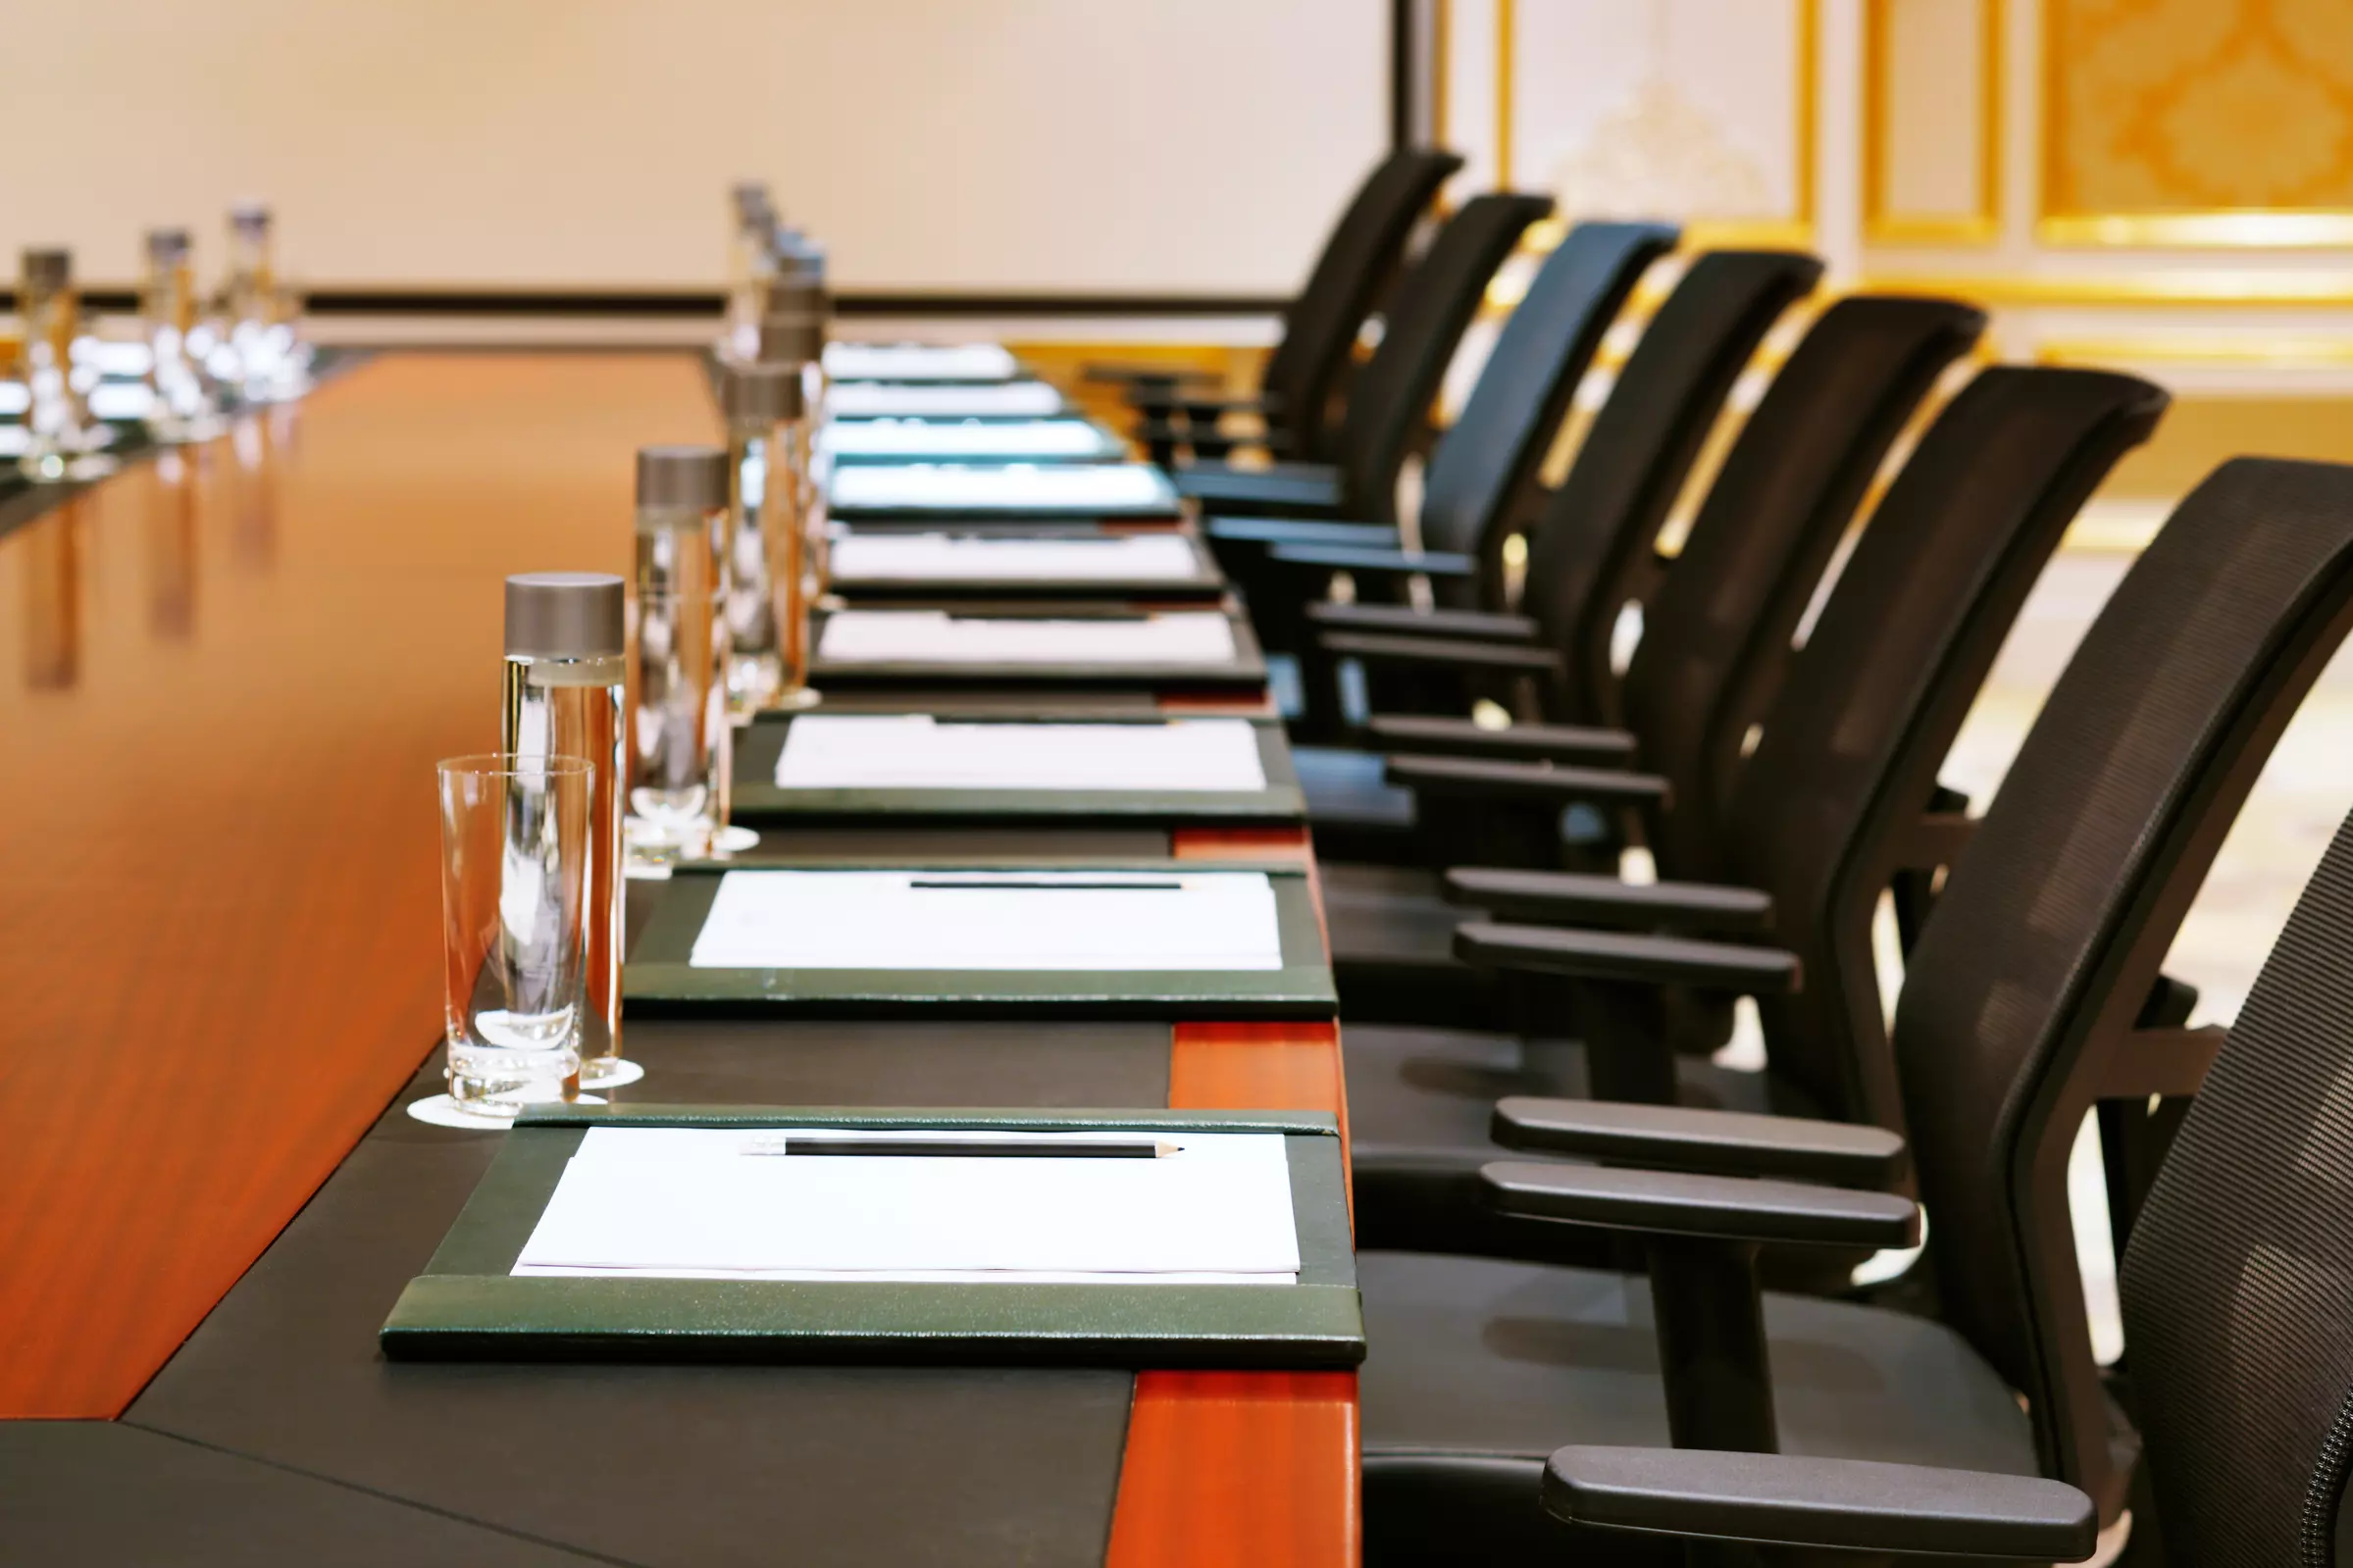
[822,342,1018,382]
[0,427,27,457]
[830,532,1199,582]
[829,463,1173,513]
[819,419,1107,459]
[513,1125,1301,1282]
[0,385,30,417]
[82,341,153,377]
[687,868,1285,971]
[85,382,154,421]
[828,382,1065,419]
[817,610,1237,666]
[774,715,1266,791]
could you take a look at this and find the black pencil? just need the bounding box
[742,1136,1177,1159]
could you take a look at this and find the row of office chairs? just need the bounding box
[1139,151,2353,1565]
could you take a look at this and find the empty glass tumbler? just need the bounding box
[436,753,595,1115]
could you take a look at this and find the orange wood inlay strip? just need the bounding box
[1107,822,1357,1566]
[0,354,717,1417]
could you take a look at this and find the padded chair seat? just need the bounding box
[1347,1023,1826,1257]
[1171,459,1346,514]
[1321,860,1483,1025]
[1360,1250,2039,1566]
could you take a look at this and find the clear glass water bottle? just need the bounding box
[502,572,635,1088]
[222,202,310,402]
[18,248,115,484]
[628,446,733,861]
[141,228,224,443]
[718,360,819,714]
[758,265,832,598]
[724,181,775,363]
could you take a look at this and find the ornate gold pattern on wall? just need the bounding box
[2045,0,2353,243]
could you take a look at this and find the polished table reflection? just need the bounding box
[0,353,1354,1566]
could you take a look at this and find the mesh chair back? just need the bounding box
[1621,294,1985,881]
[1518,250,1820,722]
[1260,146,1464,461]
[2123,805,2353,1568]
[1331,192,1555,526]
[1416,221,1677,604]
[1890,458,2353,1504]
[1729,368,2166,1127]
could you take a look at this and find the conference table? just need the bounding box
[0,353,1356,1566]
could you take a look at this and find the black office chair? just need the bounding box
[1304,291,1982,898]
[1361,456,2353,1566]
[1547,795,2353,1563]
[1277,249,1818,791]
[1202,220,1678,668]
[1345,367,2166,1262]
[1090,147,1462,465]
[1168,191,1554,525]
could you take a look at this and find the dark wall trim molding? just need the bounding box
[4,288,1288,320]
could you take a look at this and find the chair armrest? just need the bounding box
[1320,631,1563,678]
[1481,1161,1920,1249]
[1171,461,1344,513]
[1444,868,1772,935]
[1204,517,1402,550]
[1454,920,1800,994]
[1542,1448,2096,1563]
[1137,417,1277,450]
[1385,755,1668,809]
[1492,1097,1907,1188]
[1364,713,1633,765]
[1308,603,1541,642]
[1265,542,1476,582]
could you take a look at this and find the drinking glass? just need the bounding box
[437,753,594,1115]
[628,583,730,858]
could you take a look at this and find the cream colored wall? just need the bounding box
[9,0,1386,294]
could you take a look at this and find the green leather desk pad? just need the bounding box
[824,418,1126,466]
[382,1105,1361,1369]
[828,525,1223,602]
[622,862,1336,1018]
[731,713,1305,827]
[808,604,1268,693]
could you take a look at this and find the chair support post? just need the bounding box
[1646,1237,1776,1454]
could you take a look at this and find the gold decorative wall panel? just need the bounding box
[1866,0,2002,244]
[2044,0,2353,244]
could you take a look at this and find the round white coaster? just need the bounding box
[406,1092,604,1130]
[580,1057,646,1088]
[711,826,761,853]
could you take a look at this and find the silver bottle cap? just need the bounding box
[230,202,272,236]
[635,444,731,509]
[505,572,625,659]
[145,228,192,263]
[756,317,826,365]
[720,360,806,421]
[21,248,71,290]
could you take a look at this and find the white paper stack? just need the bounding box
[774,715,1267,791]
[687,868,1285,971]
[817,610,1237,667]
[830,531,1199,582]
[822,342,1020,382]
[819,419,1109,460]
[829,382,1064,419]
[512,1125,1301,1284]
[829,463,1174,514]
